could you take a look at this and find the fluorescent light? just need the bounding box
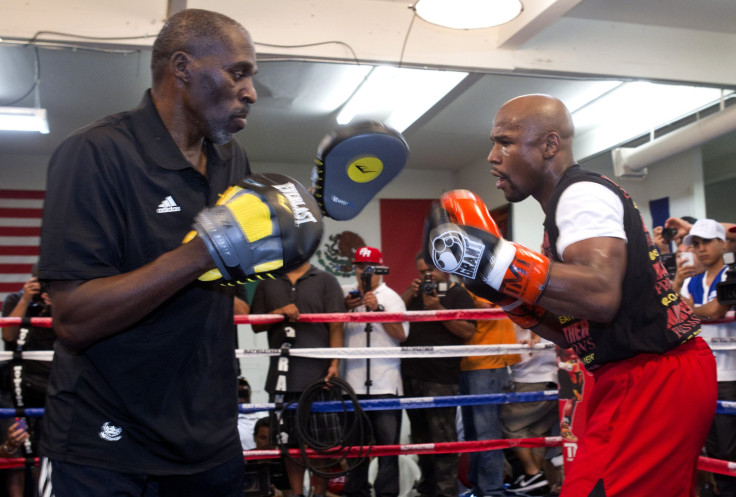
[572,82,731,152]
[336,66,468,132]
[313,65,373,113]
[0,107,49,134]
[415,0,523,29]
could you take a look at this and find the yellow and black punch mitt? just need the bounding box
[185,173,323,283]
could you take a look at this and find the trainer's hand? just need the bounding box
[425,190,550,305]
[184,174,323,283]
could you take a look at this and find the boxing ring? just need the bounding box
[1,309,736,483]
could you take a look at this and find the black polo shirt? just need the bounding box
[37,91,251,474]
[250,266,346,393]
[400,283,476,385]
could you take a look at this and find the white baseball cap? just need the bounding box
[683,219,726,246]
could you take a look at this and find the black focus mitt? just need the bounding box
[311,121,409,221]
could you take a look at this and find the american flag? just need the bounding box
[0,189,44,311]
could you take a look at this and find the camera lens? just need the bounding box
[662,227,678,242]
[421,281,438,295]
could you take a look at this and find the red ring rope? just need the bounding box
[3,309,734,328]
[0,309,508,328]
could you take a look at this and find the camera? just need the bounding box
[716,252,736,306]
[30,281,49,307]
[420,272,447,297]
[660,253,677,279]
[661,227,678,242]
[360,265,389,294]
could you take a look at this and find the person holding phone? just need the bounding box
[1,420,29,456]
[672,246,704,295]
[341,247,408,497]
[0,420,31,497]
[1,267,56,496]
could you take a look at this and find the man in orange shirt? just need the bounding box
[460,292,521,497]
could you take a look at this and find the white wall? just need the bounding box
[0,153,49,189]
[627,148,707,225]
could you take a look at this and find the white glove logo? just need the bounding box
[430,229,483,279]
[98,422,123,442]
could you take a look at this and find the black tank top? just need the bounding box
[542,165,700,369]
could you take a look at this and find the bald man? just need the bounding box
[428,94,717,497]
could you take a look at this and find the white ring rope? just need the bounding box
[235,343,554,359]
[1,309,733,362]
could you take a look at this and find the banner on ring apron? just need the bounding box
[556,346,595,465]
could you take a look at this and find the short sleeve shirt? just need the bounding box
[401,283,475,384]
[250,266,346,393]
[37,91,251,474]
[342,282,409,395]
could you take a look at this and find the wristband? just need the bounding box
[1,443,18,455]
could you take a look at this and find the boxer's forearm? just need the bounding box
[538,237,626,324]
[530,315,570,348]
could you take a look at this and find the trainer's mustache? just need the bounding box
[234,105,250,119]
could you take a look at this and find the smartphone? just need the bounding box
[348,290,361,299]
[16,419,26,430]
[679,252,695,267]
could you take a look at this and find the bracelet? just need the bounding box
[1,443,18,455]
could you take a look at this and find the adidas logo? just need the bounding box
[156,196,181,213]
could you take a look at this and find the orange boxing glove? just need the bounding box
[425,189,550,305]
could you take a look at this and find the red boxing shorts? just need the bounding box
[561,337,716,497]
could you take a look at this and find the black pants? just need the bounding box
[50,454,245,497]
[343,394,401,497]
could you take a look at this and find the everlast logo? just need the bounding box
[13,366,24,407]
[273,183,319,226]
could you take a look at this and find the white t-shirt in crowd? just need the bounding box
[681,269,736,382]
[342,281,409,395]
[510,327,558,384]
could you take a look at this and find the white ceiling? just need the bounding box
[1,0,736,177]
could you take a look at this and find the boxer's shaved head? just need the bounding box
[489,94,576,207]
[494,94,574,148]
